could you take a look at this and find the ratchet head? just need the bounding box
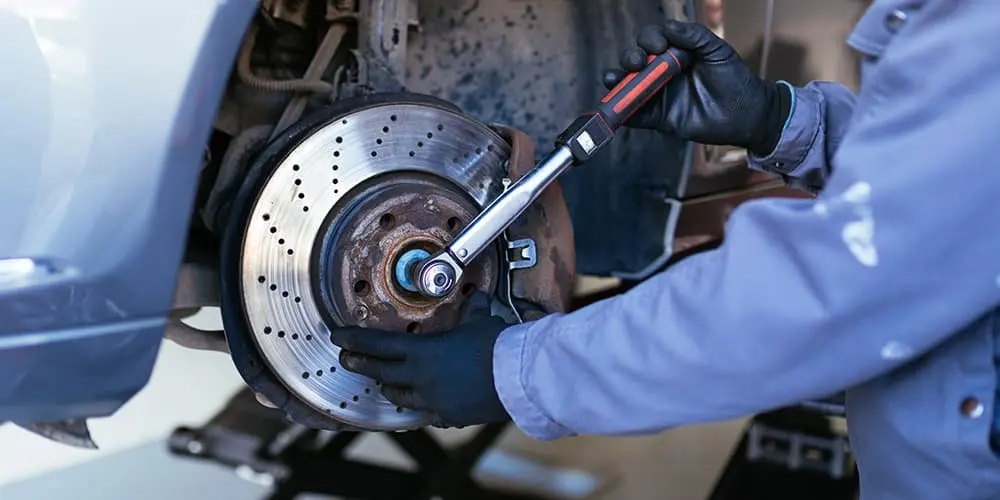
[409,251,463,298]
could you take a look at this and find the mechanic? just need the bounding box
[333,2,1000,497]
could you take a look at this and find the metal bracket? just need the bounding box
[746,421,852,480]
[507,239,537,270]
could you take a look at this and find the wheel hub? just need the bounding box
[318,173,499,336]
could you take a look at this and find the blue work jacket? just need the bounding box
[493,0,1000,497]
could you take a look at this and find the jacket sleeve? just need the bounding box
[748,81,857,193]
[493,0,1000,440]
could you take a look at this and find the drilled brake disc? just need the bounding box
[234,98,511,431]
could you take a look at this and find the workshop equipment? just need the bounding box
[169,389,588,500]
[412,48,691,298]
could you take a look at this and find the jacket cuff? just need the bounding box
[748,83,824,177]
[493,320,575,440]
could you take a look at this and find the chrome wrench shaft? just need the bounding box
[414,146,575,298]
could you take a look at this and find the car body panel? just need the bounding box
[0,0,257,421]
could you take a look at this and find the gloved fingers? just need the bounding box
[379,385,433,412]
[338,351,415,385]
[619,46,649,73]
[601,69,627,90]
[636,25,670,54]
[660,19,733,62]
[331,327,408,360]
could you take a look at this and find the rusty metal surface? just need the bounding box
[495,126,576,318]
[327,173,499,334]
[354,0,412,94]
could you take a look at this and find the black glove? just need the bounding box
[330,293,510,428]
[602,20,792,156]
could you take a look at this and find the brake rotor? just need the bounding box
[233,97,510,431]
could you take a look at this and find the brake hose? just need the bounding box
[237,23,336,94]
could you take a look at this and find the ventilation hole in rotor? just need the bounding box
[390,114,398,121]
[293,164,300,171]
[278,330,286,338]
[461,283,477,296]
[295,296,302,303]
[370,151,377,157]
[406,322,421,333]
[302,206,309,212]
[340,401,348,409]
[316,370,323,377]
[282,291,289,298]
[417,141,424,148]
[295,179,302,185]
[298,193,305,199]
[354,280,372,296]
[396,406,404,413]
[336,136,343,144]
[302,372,309,379]
[379,213,395,229]
[306,334,313,341]
[333,179,339,184]
[464,153,470,159]
[264,326,272,334]
[487,145,495,152]
[270,284,277,291]
[452,157,459,163]
[278,238,285,245]
[426,132,433,139]
[352,395,359,402]
[333,165,339,170]
[334,151,340,157]
[479,182,486,189]
[447,217,461,231]
[287,249,295,255]
[334,189,339,194]
[263,214,271,221]
[375,381,381,386]
[409,151,416,157]
[437,124,444,131]
[364,388,371,394]
[330,366,337,373]
[258,276,266,283]
[292,333,299,340]
[376,138,383,145]
[383,126,389,133]
[476,147,483,154]
[342,119,348,124]
[270,226,277,234]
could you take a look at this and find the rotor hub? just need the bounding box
[319,173,498,335]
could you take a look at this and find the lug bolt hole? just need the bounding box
[447,217,462,231]
[406,322,421,333]
[354,280,372,296]
[461,283,477,296]
[379,213,396,229]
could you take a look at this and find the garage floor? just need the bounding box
[0,304,747,500]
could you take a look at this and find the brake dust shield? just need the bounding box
[224,95,574,431]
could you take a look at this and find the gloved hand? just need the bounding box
[602,20,792,156]
[330,293,510,428]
